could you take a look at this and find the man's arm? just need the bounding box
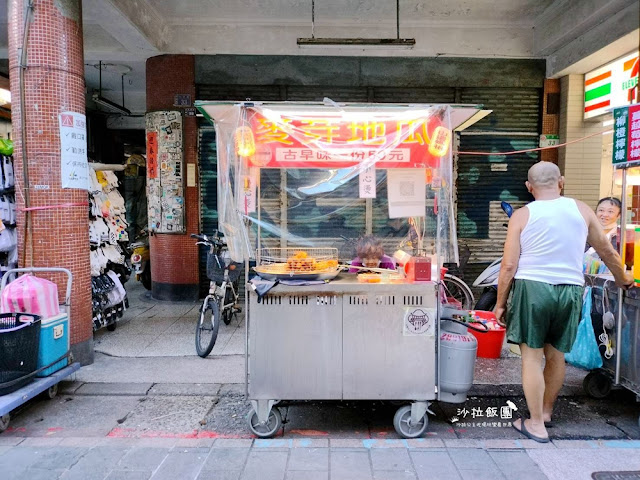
[494,208,528,325]
[576,200,633,287]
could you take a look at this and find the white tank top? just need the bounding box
[515,197,587,286]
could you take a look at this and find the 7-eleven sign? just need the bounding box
[585,51,639,119]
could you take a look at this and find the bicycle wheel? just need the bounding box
[222,280,238,325]
[442,274,474,310]
[195,298,220,357]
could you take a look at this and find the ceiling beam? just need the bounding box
[84,0,167,55]
[535,0,638,76]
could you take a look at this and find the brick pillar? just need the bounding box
[8,0,93,363]
[541,79,560,164]
[146,55,199,301]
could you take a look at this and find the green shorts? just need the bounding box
[506,279,583,352]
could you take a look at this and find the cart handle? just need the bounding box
[440,316,491,333]
[0,268,73,311]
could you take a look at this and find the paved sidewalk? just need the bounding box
[1,436,639,480]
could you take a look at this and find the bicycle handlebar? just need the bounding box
[191,232,226,247]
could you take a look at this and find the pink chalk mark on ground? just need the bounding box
[288,429,329,437]
[5,427,27,434]
[107,428,252,439]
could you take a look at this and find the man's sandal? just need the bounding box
[512,417,550,443]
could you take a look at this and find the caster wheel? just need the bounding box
[107,321,117,332]
[247,408,282,438]
[0,414,10,433]
[583,371,612,399]
[393,405,429,439]
[46,384,58,399]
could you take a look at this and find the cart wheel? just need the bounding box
[107,321,117,331]
[247,408,282,438]
[0,414,9,433]
[46,384,58,399]
[583,371,612,399]
[393,405,429,439]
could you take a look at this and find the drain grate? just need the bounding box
[592,472,640,480]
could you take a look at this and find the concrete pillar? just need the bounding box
[558,74,612,208]
[146,55,199,301]
[8,0,93,363]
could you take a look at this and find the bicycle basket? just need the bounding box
[206,251,243,283]
[0,313,41,395]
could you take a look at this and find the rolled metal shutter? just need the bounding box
[198,126,218,296]
[456,87,542,284]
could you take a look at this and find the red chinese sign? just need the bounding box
[245,110,447,169]
[146,131,158,178]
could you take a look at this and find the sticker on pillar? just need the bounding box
[59,112,89,190]
[403,307,435,336]
[359,165,376,198]
[146,110,185,233]
[147,132,158,178]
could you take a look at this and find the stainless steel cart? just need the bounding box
[245,276,438,437]
[195,100,491,438]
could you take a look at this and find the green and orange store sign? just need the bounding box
[585,51,639,119]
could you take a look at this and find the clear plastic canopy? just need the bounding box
[196,101,485,267]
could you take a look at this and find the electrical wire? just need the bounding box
[455,130,613,156]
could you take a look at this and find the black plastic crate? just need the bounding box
[0,313,41,396]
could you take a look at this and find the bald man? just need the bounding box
[495,161,633,443]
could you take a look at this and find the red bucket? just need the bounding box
[468,310,506,359]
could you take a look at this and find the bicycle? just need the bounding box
[441,273,474,310]
[191,232,243,358]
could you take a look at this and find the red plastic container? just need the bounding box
[468,310,506,359]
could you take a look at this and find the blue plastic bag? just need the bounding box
[565,287,603,370]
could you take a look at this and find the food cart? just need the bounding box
[195,100,490,437]
[583,105,640,427]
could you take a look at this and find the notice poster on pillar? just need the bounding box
[59,112,89,190]
[145,111,185,233]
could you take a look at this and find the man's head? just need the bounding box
[525,161,564,198]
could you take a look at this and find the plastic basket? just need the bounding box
[206,251,242,283]
[0,312,41,395]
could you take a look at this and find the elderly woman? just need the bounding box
[349,235,396,272]
[586,197,622,255]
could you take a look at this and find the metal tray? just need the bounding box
[253,266,341,282]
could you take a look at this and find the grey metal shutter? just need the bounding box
[197,85,282,101]
[198,126,218,296]
[456,87,542,283]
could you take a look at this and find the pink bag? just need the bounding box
[1,274,60,317]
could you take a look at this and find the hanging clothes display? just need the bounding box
[89,167,130,331]
[0,154,17,280]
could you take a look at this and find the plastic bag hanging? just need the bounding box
[565,287,603,370]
